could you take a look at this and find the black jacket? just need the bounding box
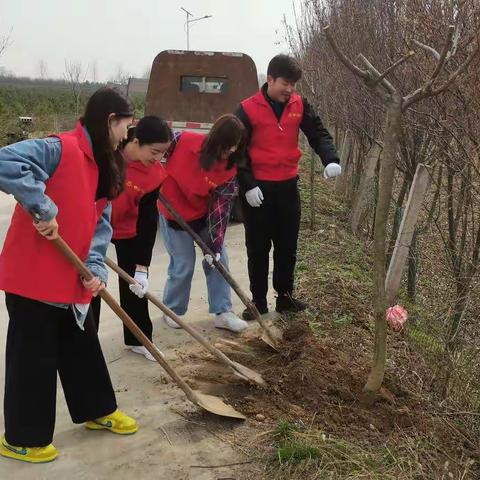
[234,84,339,191]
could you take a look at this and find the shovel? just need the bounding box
[157,192,283,350]
[105,257,265,387]
[49,234,246,420]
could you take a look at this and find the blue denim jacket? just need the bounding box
[0,132,113,327]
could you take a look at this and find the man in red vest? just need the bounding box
[235,54,341,319]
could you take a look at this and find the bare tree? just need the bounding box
[285,0,480,407]
[111,64,130,85]
[142,66,151,79]
[0,29,12,58]
[91,60,98,83]
[64,60,89,116]
[38,60,48,79]
[324,20,480,395]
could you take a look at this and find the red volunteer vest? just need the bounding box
[241,90,303,181]
[111,159,167,239]
[0,122,106,303]
[158,131,237,222]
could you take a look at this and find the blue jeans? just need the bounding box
[159,215,233,315]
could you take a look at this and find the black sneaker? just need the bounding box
[242,301,268,321]
[276,293,309,313]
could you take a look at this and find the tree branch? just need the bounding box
[357,54,396,95]
[323,25,369,80]
[431,41,480,96]
[448,23,461,60]
[0,28,12,58]
[410,39,440,60]
[371,51,415,90]
[430,25,455,83]
[403,30,479,110]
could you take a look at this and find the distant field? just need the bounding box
[0,77,146,144]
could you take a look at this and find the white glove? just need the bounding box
[204,253,221,267]
[129,270,148,298]
[245,186,264,207]
[323,163,342,179]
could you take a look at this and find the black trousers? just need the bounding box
[91,238,152,346]
[4,293,117,447]
[242,177,301,305]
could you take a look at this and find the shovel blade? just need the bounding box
[231,361,266,387]
[260,332,281,351]
[257,313,284,351]
[194,391,246,420]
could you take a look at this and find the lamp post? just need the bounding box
[181,7,212,51]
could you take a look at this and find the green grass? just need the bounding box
[407,326,444,357]
[251,162,480,479]
[263,420,449,479]
[332,312,354,327]
[273,420,303,442]
[277,441,321,465]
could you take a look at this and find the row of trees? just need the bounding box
[1,58,150,86]
[0,31,146,144]
[0,29,149,116]
[34,60,149,84]
[287,0,480,404]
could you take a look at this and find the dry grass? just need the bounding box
[237,163,480,479]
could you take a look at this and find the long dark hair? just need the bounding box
[124,115,173,147]
[199,114,246,171]
[81,87,134,199]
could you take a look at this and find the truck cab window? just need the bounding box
[180,76,228,94]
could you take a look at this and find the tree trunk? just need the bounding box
[75,93,80,117]
[364,95,402,394]
[309,148,315,230]
[335,130,352,196]
[441,282,468,399]
[407,229,418,302]
[447,281,468,354]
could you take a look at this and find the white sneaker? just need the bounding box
[163,314,182,329]
[127,345,163,362]
[214,312,248,333]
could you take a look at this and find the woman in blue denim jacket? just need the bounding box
[0,88,139,464]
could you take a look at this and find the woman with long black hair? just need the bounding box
[0,87,138,464]
[92,115,172,362]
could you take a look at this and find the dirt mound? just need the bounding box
[225,322,425,441]
[185,319,477,464]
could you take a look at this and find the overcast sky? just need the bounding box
[0,0,300,81]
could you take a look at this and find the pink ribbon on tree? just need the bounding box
[386,305,408,332]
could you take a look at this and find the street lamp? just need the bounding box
[181,7,212,51]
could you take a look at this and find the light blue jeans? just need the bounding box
[159,215,233,315]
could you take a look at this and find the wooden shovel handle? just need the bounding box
[105,257,243,371]
[157,192,278,345]
[50,236,198,404]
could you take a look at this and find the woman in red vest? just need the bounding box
[0,88,138,464]
[92,116,172,362]
[158,114,249,333]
